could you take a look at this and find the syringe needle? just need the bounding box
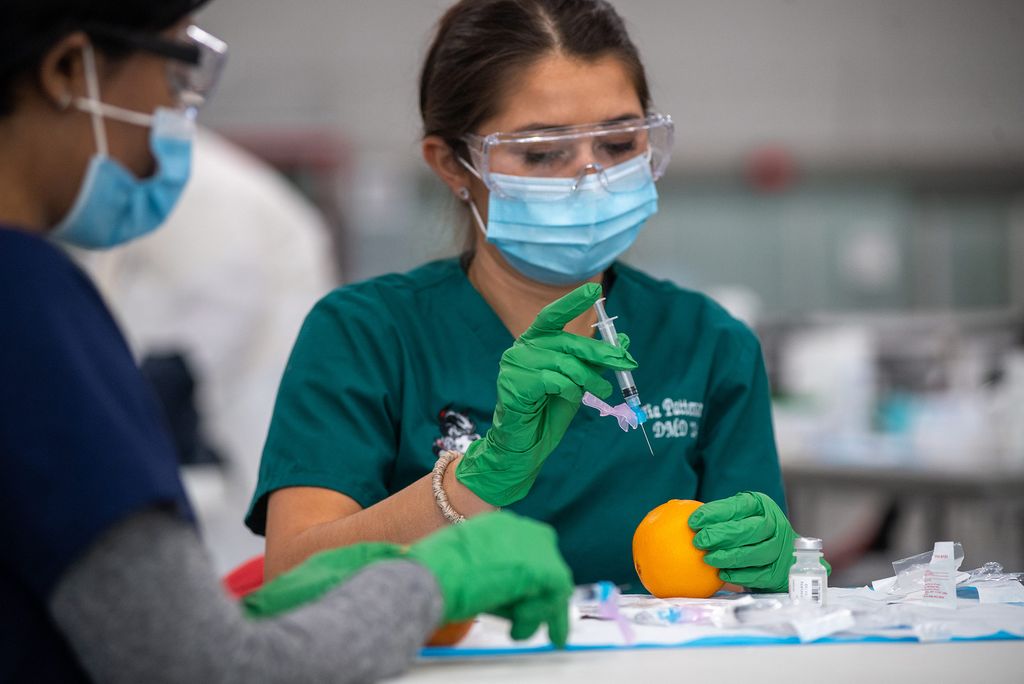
[640,423,654,456]
[593,297,653,455]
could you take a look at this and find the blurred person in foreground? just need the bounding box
[82,125,339,573]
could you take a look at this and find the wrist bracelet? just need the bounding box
[432,450,467,525]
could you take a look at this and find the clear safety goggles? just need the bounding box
[85,23,228,109]
[462,113,674,200]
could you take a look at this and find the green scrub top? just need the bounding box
[247,258,785,590]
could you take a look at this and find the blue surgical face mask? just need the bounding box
[51,45,195,250]
[462,154,659,285]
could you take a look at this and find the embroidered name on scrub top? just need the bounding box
[642,396,705,440]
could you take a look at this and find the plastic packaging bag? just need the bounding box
[890,542,964,593]
[871,542,1024,606]
[871,542,966,596]
[962,561,1023,584]
[959,562,1024,604]
[919,541,958,609]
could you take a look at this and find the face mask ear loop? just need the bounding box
[456,158,488,236]
[458,187,488,238]
[81,45,109,157]
[466,195,488,237]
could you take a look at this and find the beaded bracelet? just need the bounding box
[432,450,467,524]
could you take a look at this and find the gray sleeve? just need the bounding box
[49,509,444,684]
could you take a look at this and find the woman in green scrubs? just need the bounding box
[248,0,808,593]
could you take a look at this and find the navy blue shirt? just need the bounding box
[0,228,194,683]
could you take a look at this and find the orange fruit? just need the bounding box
[632,499,724,598]
[426,619,475,646]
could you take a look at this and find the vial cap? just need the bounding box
[794,536,823,551]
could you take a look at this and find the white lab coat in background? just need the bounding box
[83,127,339,573]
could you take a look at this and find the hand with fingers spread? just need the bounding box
[687,491,829,593]
[456,282,637,507]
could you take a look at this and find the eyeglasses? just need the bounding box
[85,23,228,109]
[462,113,674,199]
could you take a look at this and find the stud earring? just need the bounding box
[57,92,73,110]
[457,187,471,201]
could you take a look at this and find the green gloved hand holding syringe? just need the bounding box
[455,282,638,507]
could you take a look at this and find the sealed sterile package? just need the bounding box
[733,598,855,642]
[607,594,755,629]
[626,601,737,628]
[970,581,1024,604]
[572,582,635,644]
[789,608,856,642]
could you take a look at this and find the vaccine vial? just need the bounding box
[789,537,827,608]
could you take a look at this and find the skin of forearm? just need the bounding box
[265,454,496,580]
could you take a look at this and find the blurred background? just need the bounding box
[95,0,1024,582]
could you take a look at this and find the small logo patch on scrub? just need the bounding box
[432,406,481,455]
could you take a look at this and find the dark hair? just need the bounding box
[419,0,652,154]
[0,0,209,116]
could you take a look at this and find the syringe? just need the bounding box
[592,297,654,456]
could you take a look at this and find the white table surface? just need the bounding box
[393,639,1023,683]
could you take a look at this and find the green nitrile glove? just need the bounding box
[243,542,404,618]
[456,282,637,507]
[243,513,575,648]
[405,511,574,647]
[688,491,830,593]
